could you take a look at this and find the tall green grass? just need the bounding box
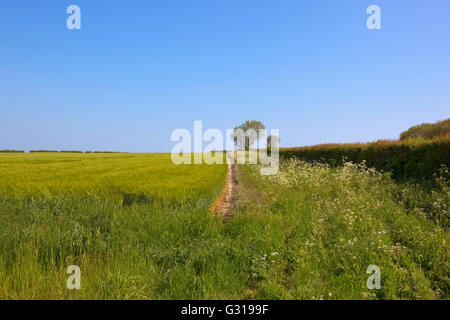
[0,153,232,299]
[0,153,448,299]
[226,160,449,299]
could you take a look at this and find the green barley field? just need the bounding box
[0,152,448,299]
[0,153,228,299]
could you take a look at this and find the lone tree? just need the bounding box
[231,120,266,150]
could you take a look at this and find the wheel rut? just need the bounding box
[210,157,238,222]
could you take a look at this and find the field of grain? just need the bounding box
[0,153,229,299]
[0,153,448,299]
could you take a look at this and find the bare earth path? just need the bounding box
[210,157,238,222]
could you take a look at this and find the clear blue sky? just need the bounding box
[1,0,449,152]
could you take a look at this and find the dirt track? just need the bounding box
[210,158,237,222]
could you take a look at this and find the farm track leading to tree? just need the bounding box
[210,157,238,222]
[0,152,448,299]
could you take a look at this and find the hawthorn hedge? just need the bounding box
[281,137,450,180]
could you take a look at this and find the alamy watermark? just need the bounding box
[170,121,280,175]
[66,5,381,31]
[367,5,381,30]
[66,5,81,30]
[366,265,381,290]
[67,265,81,290]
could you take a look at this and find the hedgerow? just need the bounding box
[281,137,450,180]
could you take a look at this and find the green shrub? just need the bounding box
[400,119,450,140]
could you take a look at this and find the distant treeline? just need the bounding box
[0,150,25,153]
[281,137,450,181]
[400,118,450,140]
[87,151,125,153]
[27,150,126,153]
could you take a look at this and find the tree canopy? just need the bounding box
[400,118,450,140]
[231,120,266,150]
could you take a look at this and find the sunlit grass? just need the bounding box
[0,153,447,299]
[0,153,226,202]
[226,160,449,299]
[0,153,230,299]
